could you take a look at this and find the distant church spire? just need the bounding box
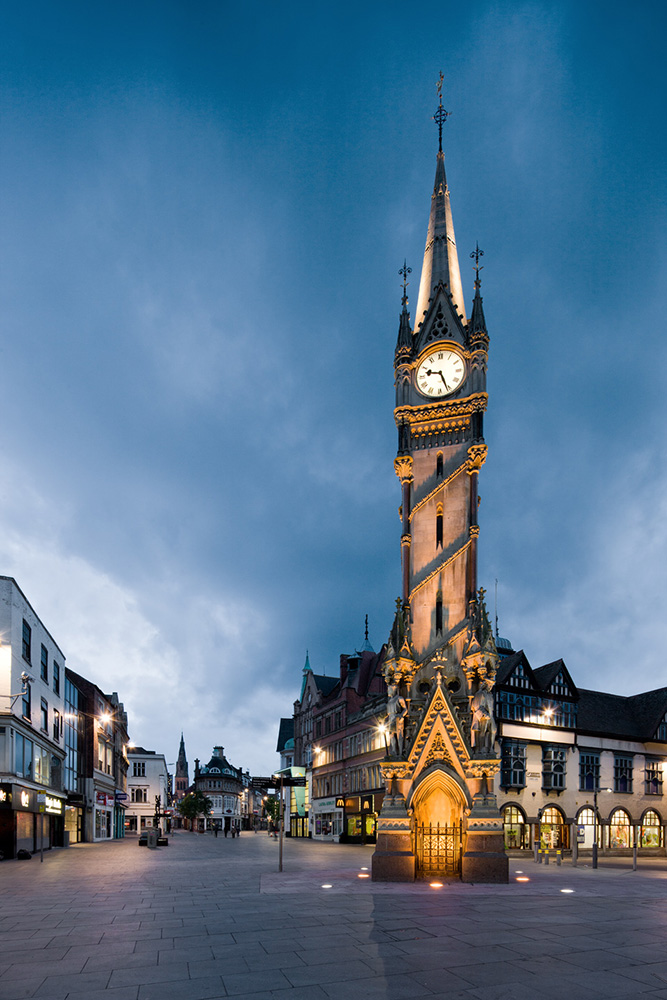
[414,76,466,328]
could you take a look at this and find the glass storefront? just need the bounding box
[503,805,530,849]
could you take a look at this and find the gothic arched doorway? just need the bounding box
[410,766,469,877]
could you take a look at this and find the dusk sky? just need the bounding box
[1,3,665,775]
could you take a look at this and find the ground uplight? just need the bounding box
[561,889,574,893]
[516,876,530,882]
[321,884,333,889]
[429,881,443,888]
[358,873,370,879]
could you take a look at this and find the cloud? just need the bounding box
[0,454,294,773]
[500,448,667,695]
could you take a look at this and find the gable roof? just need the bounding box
[578,687,667,741]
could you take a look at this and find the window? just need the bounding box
[641,810,663,848]
[657,713,667,741]
[53,662,60,696]
[40,698,48,733]
[53,710,61,742]
[540,806,566,849]
[548,671,570,696]
[502,805,529,849]
[542,746,566,790]
[435,504,443,548]
[40,644,48,682]
[131,787,147,803]
[22,681,31,720]
[579,751,600,791]
[22,620,31,662]
[507,663,530,689]
[614,754,633,793]
[133,761,146,777]
[645,760,663,796]
[435,592,443,634]
[500,741,526,789]
[436,452,443,477]
[609,809,631,848]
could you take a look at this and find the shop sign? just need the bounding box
[335,798,345,809]
[20,790,31,809]
[312,798,337,812]
[345,797,359,812]
[96,791,114,807]
[37,792,46,813]
[361,795,373,813]
[115,792,128,801]
[0,784,11,807]
[45,795,63,816]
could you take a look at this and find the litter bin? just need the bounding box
[146,829,158,849]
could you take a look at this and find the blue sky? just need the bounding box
[1,2,665,774]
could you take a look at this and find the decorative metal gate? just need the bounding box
[415,822,462,878]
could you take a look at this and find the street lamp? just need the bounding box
[592,786,612,868]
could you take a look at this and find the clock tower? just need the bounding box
[372,85,508,883]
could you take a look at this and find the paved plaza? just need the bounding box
[2,833,667,999]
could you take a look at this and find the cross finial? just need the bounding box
[398,259,412,302]
[364,614,369,641]
[470,242,484,290]
[433,71,451,153]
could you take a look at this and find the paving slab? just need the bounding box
[3,834,667,999]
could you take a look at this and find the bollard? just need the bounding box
[556,850,561,867]
[544,851,549,865]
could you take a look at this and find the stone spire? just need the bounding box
[414,105,466,329]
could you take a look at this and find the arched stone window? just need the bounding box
[502,804,529,850]
[609,808,632,848]
[436,452,443,478]
[575,806,600,849]
[540,805,568,850]
[640,809,663,848]
[436,503,443,548]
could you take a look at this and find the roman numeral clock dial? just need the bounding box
[415,348,466,397]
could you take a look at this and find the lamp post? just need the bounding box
[592,786,612,868]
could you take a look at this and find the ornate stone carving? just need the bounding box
[466,443,488,472]
[394,456,414,484]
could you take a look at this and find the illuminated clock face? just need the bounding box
[416,348,466,397]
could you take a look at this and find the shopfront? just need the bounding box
[342,793,382,843]
[0,783,65,858]
[311,797,343,840]
[94,791,114,840]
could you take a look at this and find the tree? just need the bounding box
[177,791,213,831]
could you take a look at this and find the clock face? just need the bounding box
[415,348,466,398]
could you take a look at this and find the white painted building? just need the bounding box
[0,577,67,857]
[125,747,170,833]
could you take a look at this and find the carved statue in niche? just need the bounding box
[470,676,496,752]
[387,679,408,756]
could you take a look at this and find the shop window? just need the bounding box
[579,751,600,791]
[640,810,663,848]
[645,760,663,795]
[503,805,529,849]
[614,755,633,793]
[500,741,526,789]
[540,806,566,849]
[576,807,600,850]
[609,809,632,848]
[22,619,31,663]
[542,746,566,791]
[40,645,48,682]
